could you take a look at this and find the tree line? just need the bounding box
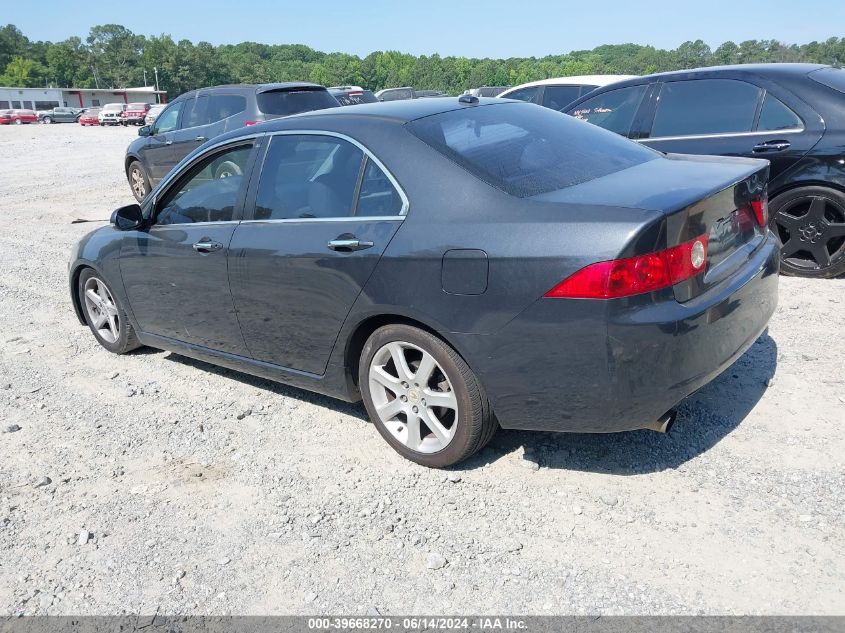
[1,23,843,98]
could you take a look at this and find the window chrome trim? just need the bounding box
[263,129,410,216]
[640,127,804,142]
[150,221,241,229]
[240,216,405,225]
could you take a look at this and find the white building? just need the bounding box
[0,86,167,110]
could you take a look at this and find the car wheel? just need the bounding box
[43,116,52,124]
[359,324,497,468]
[78,269,141,354]
[213,160,242,179]
[769,186,845,278]
[14,119,21,125]
[127,161,149,202]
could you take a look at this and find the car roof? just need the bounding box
[501,75,638,93]
[613,63,830,84]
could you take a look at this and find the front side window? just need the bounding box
[153,102,182,134]
[542,85,591,110]
[409,102,658,198]
[651,79,761,137]
[156,144,252,225]
[567,85,647,136]
[503,86,539,103]
[757,93,803,131]
[254,135,364,220]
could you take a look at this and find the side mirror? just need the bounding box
[111,203,144,230]
[138,125,152,137]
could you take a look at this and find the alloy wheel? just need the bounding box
[368,341,458,453]
[772,195,845,271]
[130,166,147,199]
[82,277,120,344]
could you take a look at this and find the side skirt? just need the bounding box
[137,332,357,402]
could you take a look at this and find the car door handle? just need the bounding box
[195,136,207,142]
[192,240,223,253]
[327,238,374,252]
[752,140,791,153]
[165,139,173,145]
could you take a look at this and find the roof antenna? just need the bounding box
[458,94,479,105]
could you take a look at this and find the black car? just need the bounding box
[564,63,845,278]
[124,82,340,202]
[70,98,778,467]
[329,86,378,106]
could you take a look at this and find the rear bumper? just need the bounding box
[454,232,779,433]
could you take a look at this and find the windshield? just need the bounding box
[103,104,123,111]
[128,103,147,109]
[256,89,339,116]
[407,102,658,198]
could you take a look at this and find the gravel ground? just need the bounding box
[1,124,843,616]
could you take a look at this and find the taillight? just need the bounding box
[544,235,709,299]
[244,121,259,126]
[750,193,768,227]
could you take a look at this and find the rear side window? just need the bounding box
[207,94,246,122]
[356,159,404,216]
[257,89,339,116]
[542,85,596,110]
[809,67,845,94]
[651,79,761,137]
[408,102,658,198]
[254,135,364,220]
[503,86,539,103]
[757,94,803,131]
[567,85,647,136]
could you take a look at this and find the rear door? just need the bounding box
[228,132,407,374]
[639,77,824,186]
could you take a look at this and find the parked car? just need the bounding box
[464,86,510,98]
[144,103,166,126]
[563,63,845,278]
[416,90,449,98]
[99,103,127,126]
[71,98,778,467]
[124,82,340,201]
[78,108,101,126]
[39,107,82,124]
[328,86,378,106]
[0,108,38,124]
[499,75,638,111]
[375,87,416,101]
[121,102,151,126]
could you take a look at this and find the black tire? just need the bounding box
[77,268,141,355]
[14,119,21,125]
[359,324,497,468]
[769,186,845,278]
[127,160,150,202]
[213,160,242,180]
[42,116,52,124]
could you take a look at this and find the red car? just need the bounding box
[0,109,38,124]
[78,108,101,126]
[121,102,151,126]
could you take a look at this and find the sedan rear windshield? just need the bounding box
[407,102,658,197]
[257,89,340,116]
[809,67,845,94]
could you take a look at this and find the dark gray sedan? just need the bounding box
[69,97,779,467]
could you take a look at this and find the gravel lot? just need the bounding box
[1,123,843,616]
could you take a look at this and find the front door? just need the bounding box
[120,141,257,355]
[229,133,407,374]
[138,100,187,183]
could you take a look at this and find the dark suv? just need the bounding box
[564,64,845,278]
[125,83,340,201]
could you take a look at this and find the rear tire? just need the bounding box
[359,324,497,468]
[127,160,150,202]
[42,116,52,124]
[769,186,845,278]
[77,268,141,355]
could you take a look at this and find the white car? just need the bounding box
[144,103,166,126]
[98,103,127,126]
[498,75,638,111]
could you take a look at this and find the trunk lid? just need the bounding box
[532,152,770,301]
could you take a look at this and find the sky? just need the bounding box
[5,0,844,58]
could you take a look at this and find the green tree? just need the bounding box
[0,56,35,86]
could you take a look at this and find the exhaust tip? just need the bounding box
[644,409,677,433]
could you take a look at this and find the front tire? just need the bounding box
[769,186,845,278]
[78,268,141,354]
[127,160,150,202]
[42,116,52,124]
[359,325,497,468]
